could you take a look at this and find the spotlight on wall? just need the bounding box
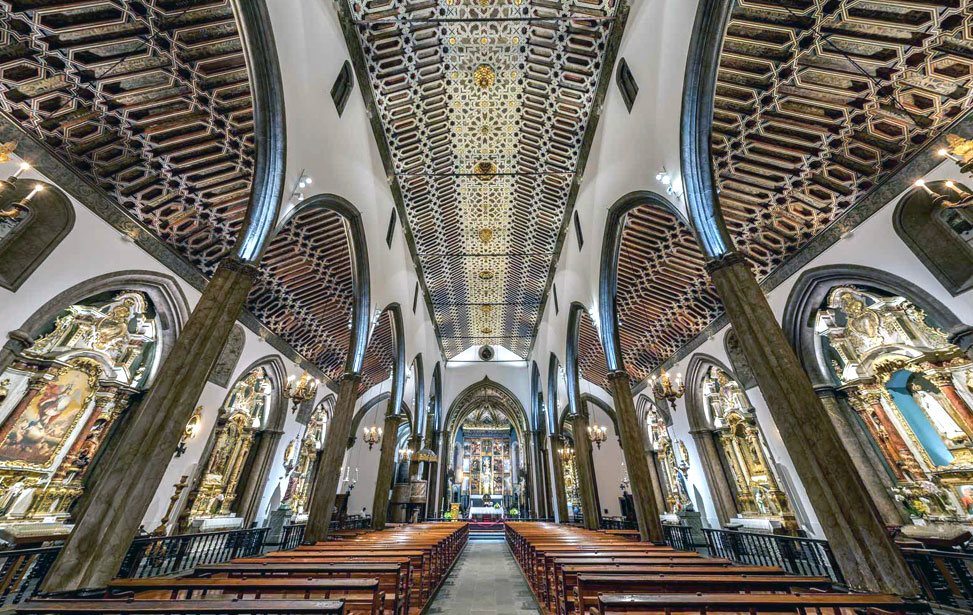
[654,167,682,199]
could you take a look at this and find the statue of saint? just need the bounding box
[911,384,966,441]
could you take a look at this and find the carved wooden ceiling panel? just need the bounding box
[359,310,394,395]
[0,1,360,381]
[0,0,254,273]
[577,309,609,391]
[714,0,973,275]
[348,0,619,359]
[248,208,354,383]
[615,205,722,382]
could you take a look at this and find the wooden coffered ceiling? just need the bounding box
[613,0,973,384]
[0,0,356,380]
[359,309,395,395]
[343,0,623,359]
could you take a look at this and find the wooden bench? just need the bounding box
[13,600,345,615]
[192,562,408,615]
[593,593,909,615]
[554,565,785,615]
[573,575,833,615]
[105,578,382,615]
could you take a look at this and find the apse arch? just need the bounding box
[782,264,969,389]
[598,190,686,373]
[0,269,190,375]
[0,180,75,292]
[442,377,530,446]
[892,181,973,296]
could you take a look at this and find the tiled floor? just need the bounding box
[426,539,541,615]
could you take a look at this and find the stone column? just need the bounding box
[689,429,737,525]
[548,433,569,522]
[817,386,904,527]
[569,413,600,530]
[407,434,422,480]
[529,431,545,518]
[371,411,403,530]
[305,373,361,543]
[425,431,440,517]
[645,451,666,519]
[42,257,259,593]
[707,253,917,595]
[608,371,664,542]
[541,443,553,518]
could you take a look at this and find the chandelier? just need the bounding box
[398,447,414,463]
[363,425,382,450]
[650,370,685,403]
[284,371,319,406]
[587,424,607,449]
[558,446,575,461]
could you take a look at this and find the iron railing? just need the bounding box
[117,527,268,578]
[661,524,694,551]
[599,518,637,530]
[280,523,306,550]
[0,526,270,607]
[703,528,844,584]
[901,547,973,613]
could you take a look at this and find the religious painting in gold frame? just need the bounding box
[0,361,98,470]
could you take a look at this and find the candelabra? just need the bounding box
[284,371,319,407]
[558,445,575,461]
[0,161,45,220]
[398,447,414,463]
[650,370,685,403]
[363,425,382,450]
[587,424,607,449]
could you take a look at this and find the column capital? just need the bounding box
[216,256,260,279]
[703,250,749,275]
[607,370,631,383]
[339,371,362,383]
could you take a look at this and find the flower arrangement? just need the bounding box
[508,507,519,517]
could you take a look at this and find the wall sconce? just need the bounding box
[655,167,682,199]
[913,178,973,209]
[587,424,607,449]
[363,425,382,450]
[0,160,45,220]
[175,405,203,457]
[398,447,414,463]
[558,446,575,461]
[286,169,314,207]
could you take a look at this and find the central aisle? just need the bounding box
[426,538,541,615]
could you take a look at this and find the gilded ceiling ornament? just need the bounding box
[0,141,17,164]
[473,161,497,180]
[481,305,492,314]
[473,64,496,89]
[481,327,493,334]
[946,134,973,164]
[478,270,494,280]
[478,228,493,244]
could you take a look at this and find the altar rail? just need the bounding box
[276,517,372,550]
[702,528,844,584]
[0,526,269,607]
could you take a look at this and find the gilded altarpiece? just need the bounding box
[819,286,973,521]
[647,412,691,513]
[0,291,156,525]
[702,366,795,529]
[187,368,272,521]
[281,400,330,518]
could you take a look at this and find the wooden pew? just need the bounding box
[105,578,382,615]
[192,562,408,615]
[593,593,908,615]
[13,600,345,615]
[573,575,833,615]
[555,565,785,615]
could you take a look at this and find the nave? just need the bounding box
[5,521,920,615]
